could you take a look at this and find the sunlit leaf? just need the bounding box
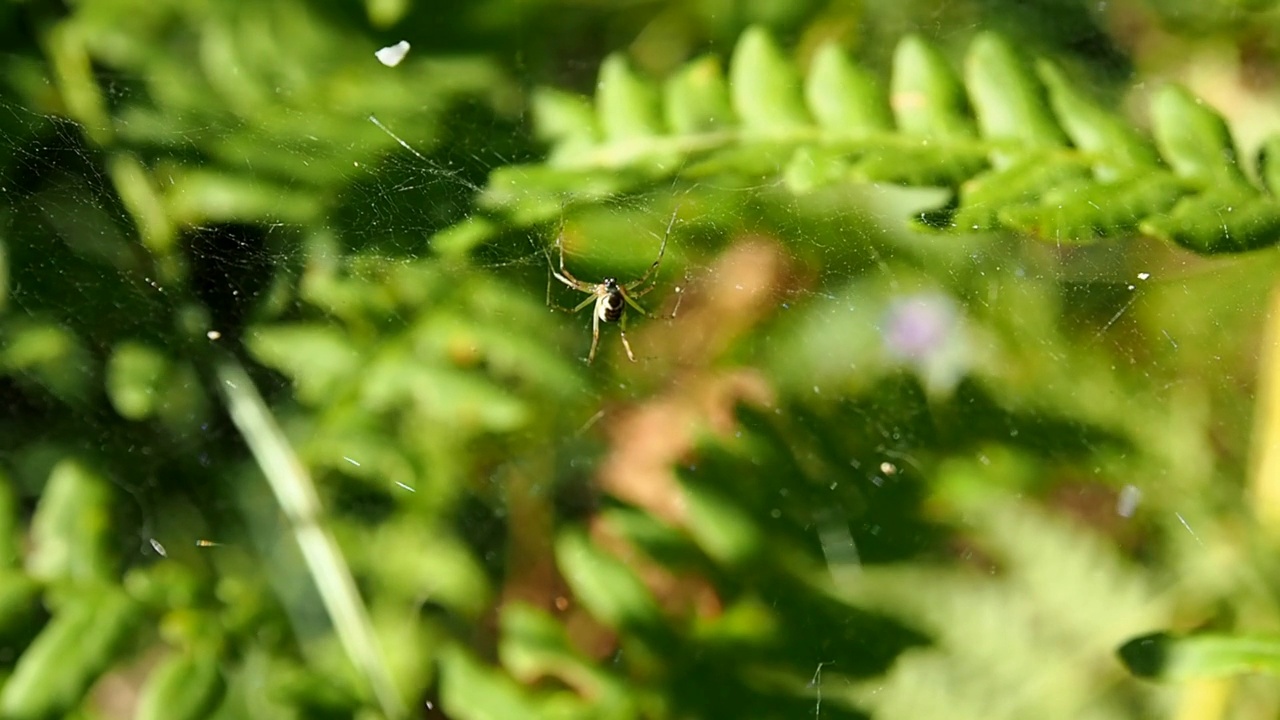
[730,27,810,134]
[555,528,664,631]
[963,33,1066,161]
[1119,632,1280,681]
[0,589,141,719]
[26,460,117,585]
[806,42,891,135]
[664,55,734,134]
[890,35,975,140]
[1150,85,1245,187]
[135,648,226,720]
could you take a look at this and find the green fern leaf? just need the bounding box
[839,497,1170,720]
[964,33,1067,160]
[891,34,976,141]
[484,26,1280,254]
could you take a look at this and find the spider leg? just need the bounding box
[665,284,685,320]
[665,284,686,317]
[618,311,637,363]
[541,224,594,292]
[551,267,592,292]
[619,287,658,320]
[546,291,598,316]
[630,283,656,298]
[587,297,603,364]
[623,206,677,294]
[555,232,591,289]
[624,284,683,321]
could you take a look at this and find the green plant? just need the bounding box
[3,4,1280,719]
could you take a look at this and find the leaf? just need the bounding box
[1119,632,1280,682]
[531,87,599,146]
[845,496,1166,720]
[360,358,530,432]
[165,170,323,226]
[681,482,762,565]
[963,33,1066,162]
[478,26,1280,254]
[664,55,734,135]
[106,152,175,254]
[365,519,492,618]
[854,138,989,187]
[596,54,663,142]
[439,645,544,720]
[0,572,41,645]
[999,171,1186,241]
[1150,84,1245,187]
[431,216,501,258]
[1140,182,1280,253]
[949,154,1091,232]
[1036,60,1158,179]
[499,603,635,718]
[26,460,117,585]
[729,26,810,134]
[0,471,19,568]
[135,648,226,720]
[0,320,94,402]
[105,341,171,421]
[555,528,664,631]
[1257,133,1280,195]
[246,323,363,406]
[890,34,974,140]
[806,42,892,135]
[0,589,141,719]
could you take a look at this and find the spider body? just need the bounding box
[544,213,679,364]
[598,280,625,323]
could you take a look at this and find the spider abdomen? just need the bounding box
[600,290,625,323]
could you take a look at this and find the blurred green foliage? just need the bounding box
[4,0,1280,719]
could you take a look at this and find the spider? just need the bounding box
[544,212,680,364]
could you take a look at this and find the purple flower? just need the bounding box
[881,292,967,394]
[883,293,958,361]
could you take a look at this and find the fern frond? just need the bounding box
[486,27,1280,254]
[836,498,1170,720]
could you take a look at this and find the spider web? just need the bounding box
[0,28,1249,565]
[0,6,1274,717]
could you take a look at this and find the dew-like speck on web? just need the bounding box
[1174,511,1204,546]
[1137,272,1151,280]
[149,538,167,557]
[1116,484,1142,517]
[375,41,411,67]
